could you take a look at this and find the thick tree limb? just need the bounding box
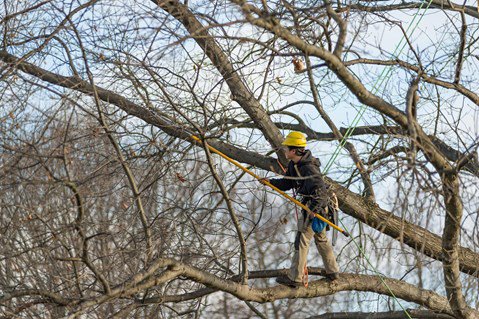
[72,258,477,318]
[454,12,467,84]
[307,309,455,318]
[342,0,479,19]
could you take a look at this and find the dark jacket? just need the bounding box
[269,150,330,213]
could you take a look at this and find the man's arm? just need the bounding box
[301,165,330,214]
[268,177,295,191]
[264,164,295,191]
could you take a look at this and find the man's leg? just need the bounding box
[314,230,339,275]
[289,219,315,282]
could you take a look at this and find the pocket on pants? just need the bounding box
[300,216,312,233]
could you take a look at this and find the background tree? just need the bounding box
[0,0,478,318]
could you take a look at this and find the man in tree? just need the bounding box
[262,131,339,287]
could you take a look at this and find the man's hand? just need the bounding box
[307,211,317,219]
[259,178,270,185]
[308,207,327,219]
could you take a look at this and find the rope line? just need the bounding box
[323,0,434,174]
[318,1,435,317]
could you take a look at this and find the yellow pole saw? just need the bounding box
[191,135,350,237]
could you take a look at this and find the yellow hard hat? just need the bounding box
[282,131,307,147]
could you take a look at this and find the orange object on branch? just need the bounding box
[292,57,305,73]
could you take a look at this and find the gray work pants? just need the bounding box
[289,211,339,282]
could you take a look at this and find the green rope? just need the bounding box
[323,0,434,174]
[338,220,414,317]
[317,1,435,317]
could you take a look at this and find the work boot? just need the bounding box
[275,276,302,288]
[325,272,339,281]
